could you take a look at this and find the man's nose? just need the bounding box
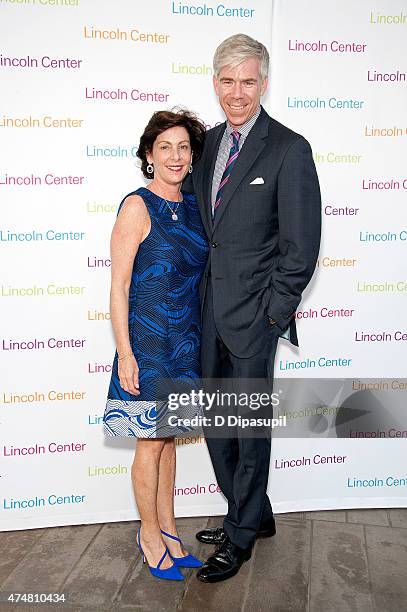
[231,82,243,97]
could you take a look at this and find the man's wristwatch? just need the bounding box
[268,317,277,326]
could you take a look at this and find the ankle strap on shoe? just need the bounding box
[161,530,181,543]
[157,547,169,570]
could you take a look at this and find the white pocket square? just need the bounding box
[250,177,264,185]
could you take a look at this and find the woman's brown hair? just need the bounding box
[136,109,206,178]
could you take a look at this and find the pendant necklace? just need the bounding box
[163,196,182,221]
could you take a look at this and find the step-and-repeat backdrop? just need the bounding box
[1,0,406,530]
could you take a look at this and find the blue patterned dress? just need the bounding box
[103,187,208,438]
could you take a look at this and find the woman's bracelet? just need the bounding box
[118,352,133,361]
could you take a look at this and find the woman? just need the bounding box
[103,110,208,581]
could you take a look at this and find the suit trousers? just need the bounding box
[201,279,280,549]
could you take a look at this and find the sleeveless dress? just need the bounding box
[103,187,209,438]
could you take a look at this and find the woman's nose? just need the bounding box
[170,147,181,160]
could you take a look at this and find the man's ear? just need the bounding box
[213,74,219,96]
[260,76,269,96]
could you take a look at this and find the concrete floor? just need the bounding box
[1,509,406,611]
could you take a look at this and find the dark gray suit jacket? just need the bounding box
[185,106,321,358]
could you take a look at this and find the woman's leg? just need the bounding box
[132,438,173,568]
[156,438,186,557]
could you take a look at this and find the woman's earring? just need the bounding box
[147,163,154,175]
[189,164,193,174]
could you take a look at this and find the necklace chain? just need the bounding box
[163,196,182,220]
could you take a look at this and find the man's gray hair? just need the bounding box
[213,33,269,80]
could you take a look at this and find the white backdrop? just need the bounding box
[0,0,406,531]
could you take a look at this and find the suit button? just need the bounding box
[211,242,218,248]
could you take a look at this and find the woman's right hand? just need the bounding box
[118,354,140,396]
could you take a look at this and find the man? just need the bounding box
[185,33,321,583]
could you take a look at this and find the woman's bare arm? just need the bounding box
[109,194,150,394]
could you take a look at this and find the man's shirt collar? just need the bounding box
[225,105,261,140]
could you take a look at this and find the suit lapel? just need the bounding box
[193,175,210,237]
[199,124,225,235]
[212,108,270,232]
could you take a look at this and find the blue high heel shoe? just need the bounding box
[137,528,184,581]
[160,529,203,568]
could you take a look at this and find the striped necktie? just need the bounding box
[213,130,241,217]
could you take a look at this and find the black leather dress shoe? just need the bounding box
[196,518,276,545]
[196,536,251,583]
[196,526,227,545]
